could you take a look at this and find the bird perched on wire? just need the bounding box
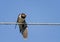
[17,13,28,39]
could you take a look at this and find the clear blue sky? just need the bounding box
[0,0,60,42]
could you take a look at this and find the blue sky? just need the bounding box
[0,0,60,42]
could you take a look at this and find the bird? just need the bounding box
[17,13,28,39]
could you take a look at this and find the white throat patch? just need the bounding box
[19,14,21,18]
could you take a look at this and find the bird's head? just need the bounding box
[21,13,26,19]
[19,13,26,19]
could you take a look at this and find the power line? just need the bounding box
[0,22,60,26]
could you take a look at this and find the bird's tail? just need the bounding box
[22,28,28,39]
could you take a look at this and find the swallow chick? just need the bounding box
[17,13,28,39]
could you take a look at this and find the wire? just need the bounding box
[0,22,60,26]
